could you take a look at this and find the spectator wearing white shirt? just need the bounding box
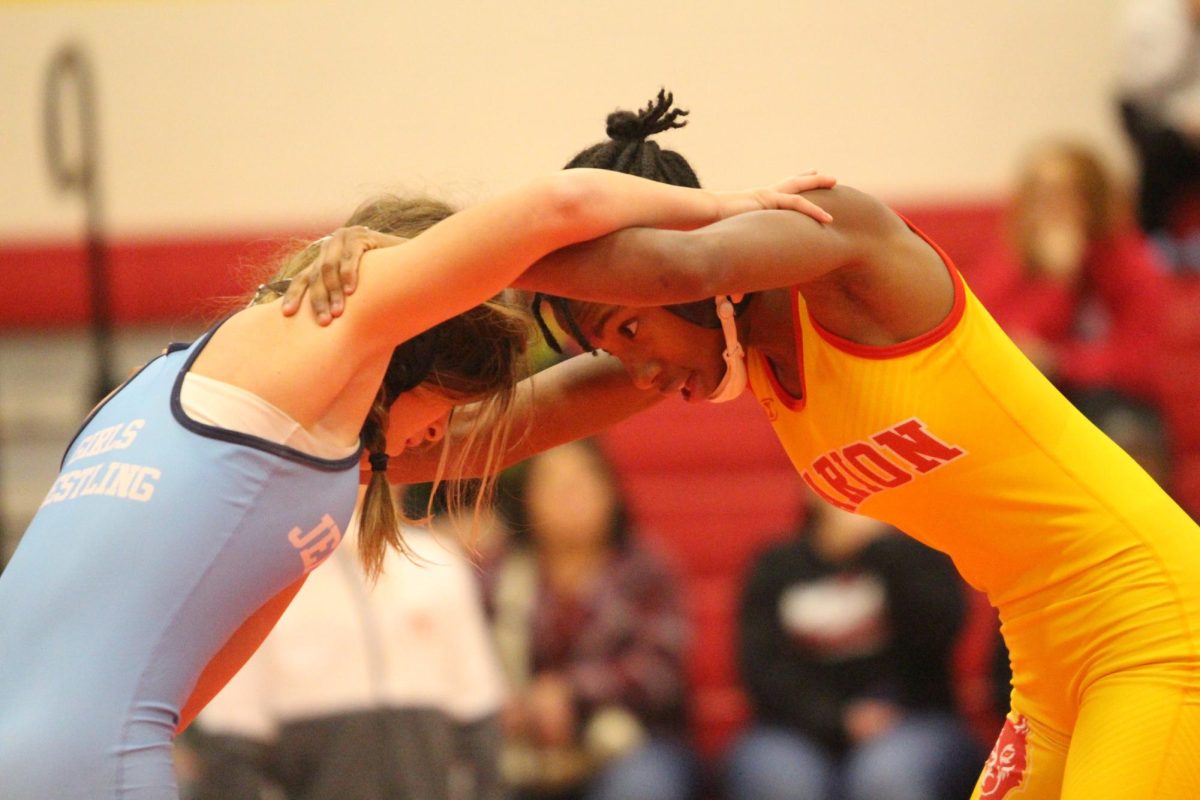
[189,506,507,800]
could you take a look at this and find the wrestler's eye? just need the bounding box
[618,319,639,340]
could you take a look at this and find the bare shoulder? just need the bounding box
[801,187,956,345]
[793,185,905,239]
[800,184,946,281]
[788,185,915,273]
[189,301,386,435]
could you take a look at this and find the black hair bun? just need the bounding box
[605,89,689,142]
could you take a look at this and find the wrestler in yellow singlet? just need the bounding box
[745,227,1200,799]
[481,102,1200,797]
[302,101,1200,794]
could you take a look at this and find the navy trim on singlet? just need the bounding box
[57,316,363,473]
[169,318,364,472]
[57,349,175,471]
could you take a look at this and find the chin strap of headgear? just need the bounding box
[707,294,748,403]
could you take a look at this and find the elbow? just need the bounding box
[532,170,607,244]
[673,228,730,300]
[620,230,718,304]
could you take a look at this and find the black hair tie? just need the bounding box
[368,451,390,474]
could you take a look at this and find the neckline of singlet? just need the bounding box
[179,372,359,460]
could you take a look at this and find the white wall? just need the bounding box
[1,0,1129,239]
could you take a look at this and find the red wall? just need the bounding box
[0,203,1004,330]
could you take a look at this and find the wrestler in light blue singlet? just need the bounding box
[0,324,361,799]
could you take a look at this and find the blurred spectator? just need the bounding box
[485,439,698,800]
[188,507,507,800]
[1117,0,1200,240]
[723,500,981,800]
[968,140,1170,403]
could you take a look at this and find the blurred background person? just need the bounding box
[1117,0,1200,245]
[723,499,981,800]
[187,503,507,800]
[967,140,1171,405]
[484,439,698,800]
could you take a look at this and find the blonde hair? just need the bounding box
[254,195,533,579]
[1009,140,1123,261]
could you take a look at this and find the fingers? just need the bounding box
[331,226,394,311]
[279,236,328,316]
[772,172,838,194]
[763,171,837,224]
[771,192,833,224]
[340,237,362,297]
[280,275,307,316]
[281,226,402,323]
[337,226,398,296]
[322,238,348,320]
[794,196,834,223]
[309,228,365,324]
[308,235,337,325]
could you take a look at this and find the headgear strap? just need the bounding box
[531,293,598,354]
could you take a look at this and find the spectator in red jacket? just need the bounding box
[968,140,1171,404]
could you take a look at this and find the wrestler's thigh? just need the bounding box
[1061,673,1200,800]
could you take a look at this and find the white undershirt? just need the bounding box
[180,372,358,460]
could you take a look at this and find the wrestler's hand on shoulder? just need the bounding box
[715,170,838,224]
[280,226,409,324]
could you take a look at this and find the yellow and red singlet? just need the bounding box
[746,224,1200,731]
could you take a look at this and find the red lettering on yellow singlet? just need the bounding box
[871,419,965,473]
[812,456,872,503]
[801,470,856,511]
[842,442,912,488]
[829,450,881,491]
[801,418,965,511]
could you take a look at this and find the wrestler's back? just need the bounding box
[0,337,358,800]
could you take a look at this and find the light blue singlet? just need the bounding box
[0,325,361,799]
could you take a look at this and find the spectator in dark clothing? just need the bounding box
[1117,0,1200,240]
[485,439,698,800]
[723,500,982,800]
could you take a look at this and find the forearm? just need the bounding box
[384,353,660,483]
[567,168,722,237]
[343,170,719,349]
[513,227,707,306]
[515,193,860,306]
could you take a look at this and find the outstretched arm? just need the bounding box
[512,186,900,304]
[210,169,822,431]
[382,352,655,483]
[281,172,836,323]
[513,186,955,344]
